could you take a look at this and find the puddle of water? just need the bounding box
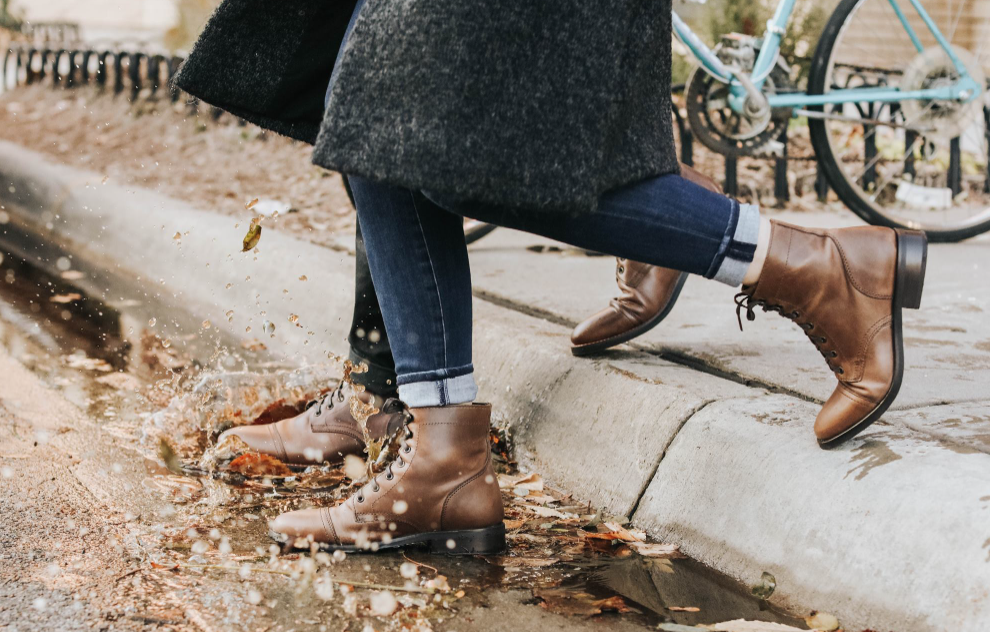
[0,251,813,629]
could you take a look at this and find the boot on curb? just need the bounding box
[735,220,927,447]
[570,164,721,356]
[269,403,506,555]
[217,391,399,469]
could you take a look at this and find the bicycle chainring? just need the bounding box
[685,65,792,157]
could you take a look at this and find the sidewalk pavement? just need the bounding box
[2,140,989,631]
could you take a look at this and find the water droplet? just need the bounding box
[247,589,263,605]
[226,310,235,322]
[298,275,308,281]
[191,540,209,554]
[148,317,156,327]
[399,562,418,579]
[288,314,299,324]
[446,539,456,550]
[263,320,275,336]
[368,329,381,343]
[173,232,182,241]
[369,591,397,616]
[202,320,211,329]
[161,339,172,348]
[392,500,408,515]
[225,283,233,290]
[56,256,71,271]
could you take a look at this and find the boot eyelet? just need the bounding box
[403,446,412,454]
[372,484,380,493]
[836,368,844,375]
[819,337,827,344]
[791,311,800,318]
[386,472,394,481]
[617,265,625,274]
[830,351,838,358]
[357,495,365,503]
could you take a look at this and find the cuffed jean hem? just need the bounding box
[711,203,760,286]
[398,373,479,408]
[348,349,398,397]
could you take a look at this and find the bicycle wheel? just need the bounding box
[808,0,990,242]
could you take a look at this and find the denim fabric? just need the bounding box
[346,177,475,397]
[347,173,760,406]
[348,218,398,397]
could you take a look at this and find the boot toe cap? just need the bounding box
[815,386,879,443]
[269,508,334,544]
[571,309,625,346]
[218,425,281,458]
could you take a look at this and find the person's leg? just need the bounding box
[348,219,399,398]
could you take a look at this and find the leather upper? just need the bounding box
[739,221,898,441]
[270,403,504,547]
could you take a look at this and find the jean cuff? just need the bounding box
[398,373,479,407]
[712,203,760,286]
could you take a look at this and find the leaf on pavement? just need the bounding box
[227,452,293,477]
[583,521,645,542]
[498,472,543,492]
[668,606,700,612]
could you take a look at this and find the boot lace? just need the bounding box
[356,401,414,504]
[734,292,844,375]
[309,380,346,417]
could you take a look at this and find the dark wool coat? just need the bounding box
[175,0,679,214]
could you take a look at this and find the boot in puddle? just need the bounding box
[268,403,506,555]
[217,390,401,469]
[735,221,927,448]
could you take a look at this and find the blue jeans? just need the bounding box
[331,0,759,406]
[348,175,760,406]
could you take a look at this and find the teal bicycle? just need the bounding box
[676,0,990,241]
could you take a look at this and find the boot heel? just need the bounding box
[428,523,506,555]
[895,229,927,310]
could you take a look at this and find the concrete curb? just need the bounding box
[2,141,989,631]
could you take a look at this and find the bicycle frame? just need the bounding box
[672,0,983,114]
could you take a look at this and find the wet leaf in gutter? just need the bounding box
[227,453,293,477]
[750,571,776,600]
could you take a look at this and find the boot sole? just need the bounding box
[269,523,507,556]
[818,229,928,449]
[570,272,689,357]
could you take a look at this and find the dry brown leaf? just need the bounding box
[498,472,543,492]
[503,519,526,531]
[668,606,700,612]
[524,505,574,520]
[534,588,631,617]
[227,452,293,477]
[50,293,82,304]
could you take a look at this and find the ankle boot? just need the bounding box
[735,221,927,447]
[269,403,505,554]
[570,164,721,356]
[217,391,400,469]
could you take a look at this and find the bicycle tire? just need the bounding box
[807,0,990,243]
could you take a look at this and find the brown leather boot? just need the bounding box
[268,403,505,554]
[736,221,927,447]
[217,391,395,469]
[570,164,720,356]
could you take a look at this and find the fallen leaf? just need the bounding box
[49,293,82,304]
[158,438,184,475]
[498,472,543,492]
[805,611,840,631]
[502,519,526,531]
[750,572,776,600]
[668,606,700,612]
[534,587,631,617]
[583,522,645,543]
[629,542,683,558]
[524,505,573,520]
[489,556,557,569]
[227,453,293,477]
[706,620,805,632]
[242,221,262,251]
[150,562,179,571]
